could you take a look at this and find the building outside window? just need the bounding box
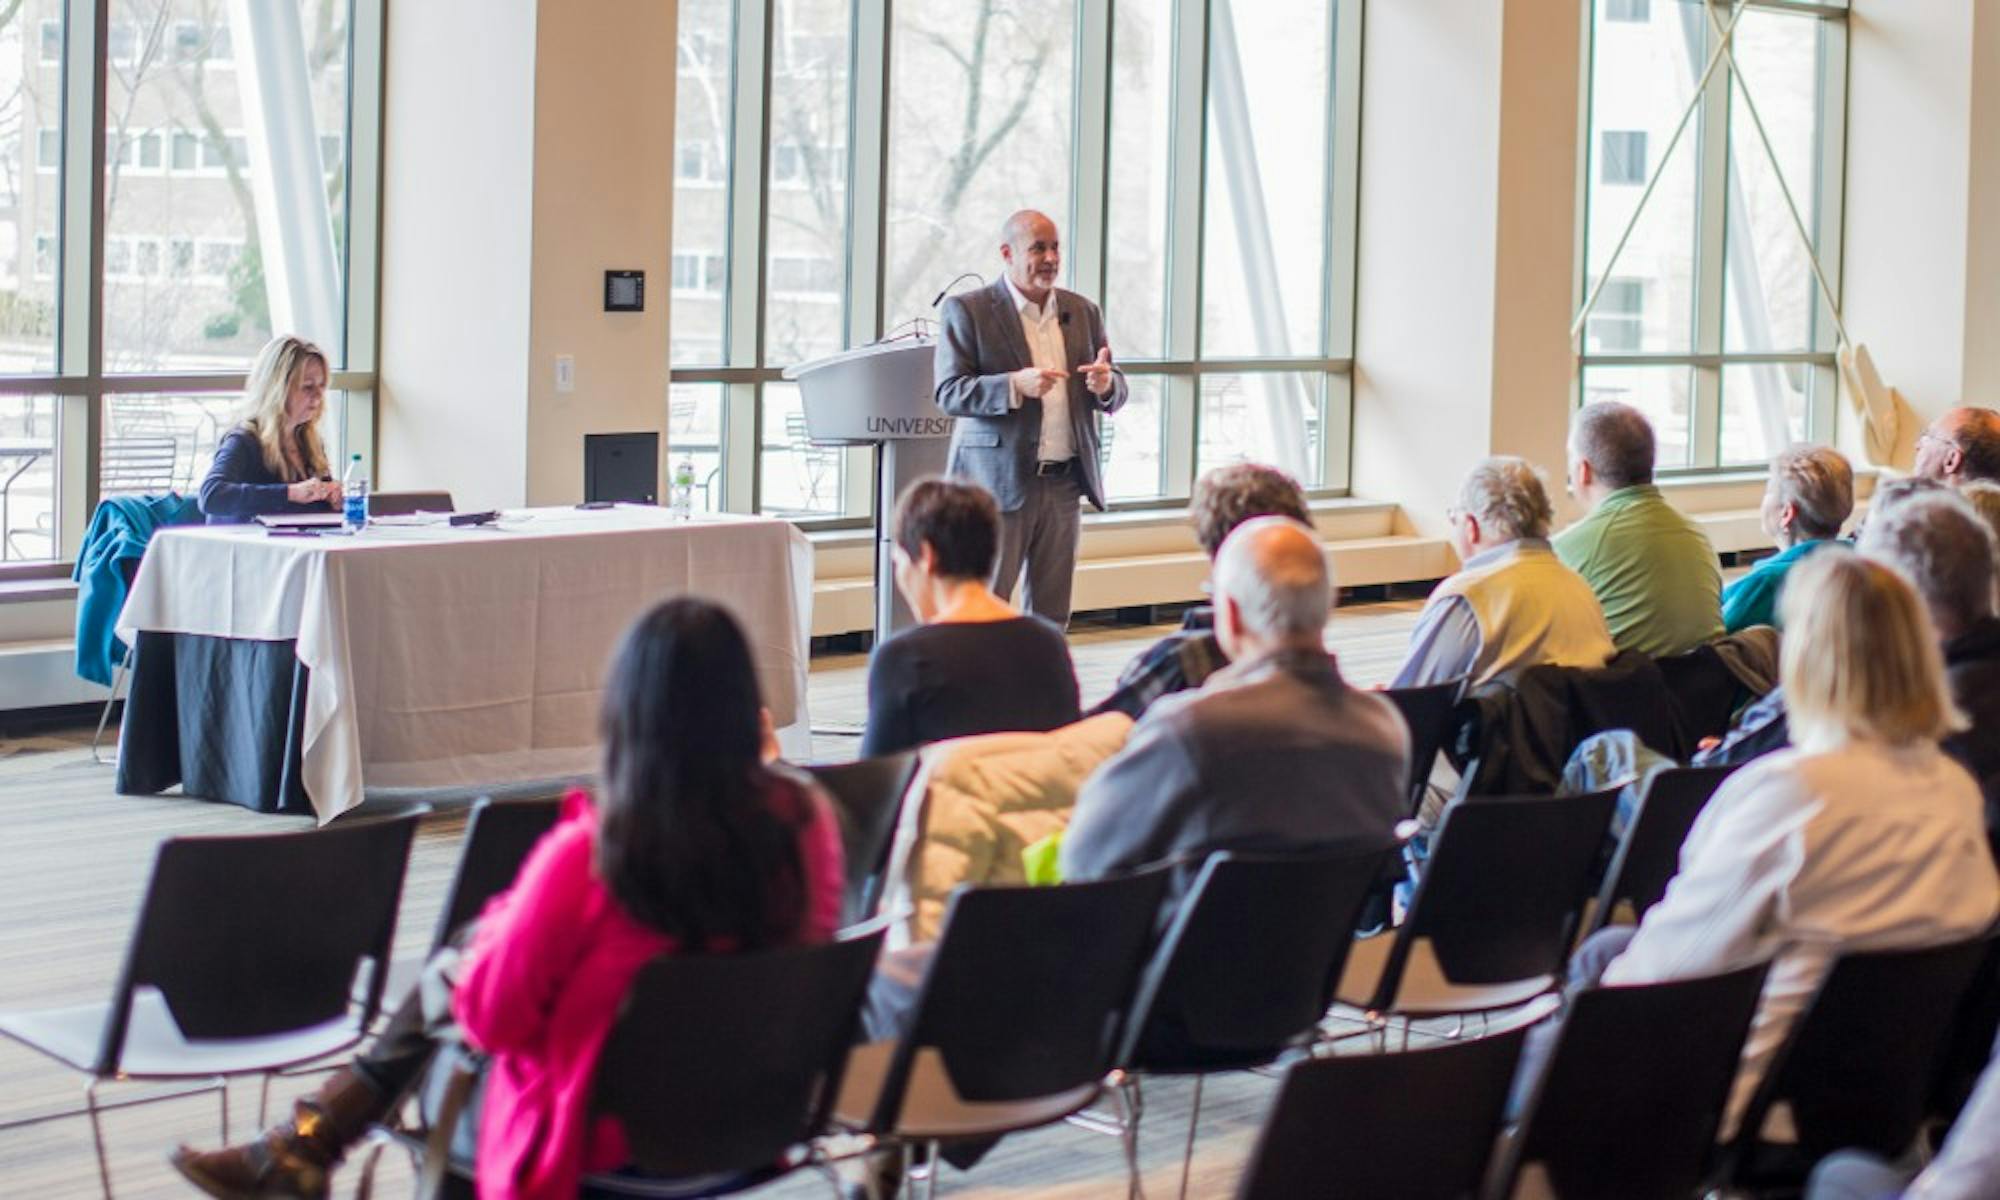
[669,0,1361,523]
[0,0,381,567]
[1578,0,1847,471]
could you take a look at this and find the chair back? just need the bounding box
[1733,933,1994,1161]
[1585,764,1735,938]
[1374,791,1615,1004]
[1236,1026,1526,1200]
[100,435,181,496]
[1117,847,1394,1071]
[863,870,1170,1130]
[1500,962,1770,1200]
[592,925,887,1178]
[804,753,918,922]
[369,490,456,516]
[97,813,419,1074]
[429,798,564,949]
[1384,680,1463,815]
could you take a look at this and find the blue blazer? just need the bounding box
[199,428,334,524]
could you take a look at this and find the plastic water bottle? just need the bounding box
[342,453,369,531]
[670,456,696,519]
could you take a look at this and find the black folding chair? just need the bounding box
[393,923,890,1199]
[1101,846,1397,1195]
[1384,679,1465,816]
[367,798,564,1012]
[1236,1026,1528,1200]
[805,752,919,922]
[832,871,1172,1189]
[0,814,420,1199]
[1336,791,1617,1022]
[1488,962,1770,1200]
[1580,764,1736,940]
[1724,933,1996,1186]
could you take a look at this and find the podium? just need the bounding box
[783,336,952,642]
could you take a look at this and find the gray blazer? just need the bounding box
[933,277,1129,512]
[1060,648,1409,903]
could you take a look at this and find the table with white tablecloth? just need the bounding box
[113,507,814,822]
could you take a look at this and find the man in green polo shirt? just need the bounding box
[1553,401,1724,657]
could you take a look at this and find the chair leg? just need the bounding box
[257,1072,271,1129]
[1178,1075,1204,1200]
[84,1078,114,1200]
[1114,1077,1146,1200]
[91,655,130,766]
[218,1076,230,1142]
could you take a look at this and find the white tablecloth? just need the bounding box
[116,507,814,822]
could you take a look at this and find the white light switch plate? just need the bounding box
[555,355,575,393]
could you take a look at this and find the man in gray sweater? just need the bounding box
[1061,517,1409,902]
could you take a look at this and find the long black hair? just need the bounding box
[594,597,809,948]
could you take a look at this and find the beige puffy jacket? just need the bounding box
[882,712,1134,943]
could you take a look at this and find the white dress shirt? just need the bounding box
[1601,739,2000,1137]
[1005,275,1075,464]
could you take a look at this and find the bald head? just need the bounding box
[1212,516,1332,656]
[1000,209,1061,299]
[1916,407,2000,484]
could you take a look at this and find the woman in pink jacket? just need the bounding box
[172,598,846,1200]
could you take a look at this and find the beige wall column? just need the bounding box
[1352,0,1584,537]
[377,0,537,508]
[378,0,674,510]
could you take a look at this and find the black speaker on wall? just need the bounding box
[584,432,659,504]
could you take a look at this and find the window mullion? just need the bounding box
[846,0,889,346]
[1691,8,1732,469]
[723,0,770,513]
[1070,0,1111,304]
[54,0,107,560]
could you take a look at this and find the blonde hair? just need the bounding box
[235,335,330,482]
[1779,552,1965,750]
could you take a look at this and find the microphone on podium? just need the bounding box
[931,272,986,308]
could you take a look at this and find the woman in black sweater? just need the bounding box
[861,478,1080,757]
[198,335,344,524]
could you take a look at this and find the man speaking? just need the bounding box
[935,209,1127,627]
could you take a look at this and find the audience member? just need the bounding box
[1571,554,1999,1134]
[861,478,1080,757]
[1392,456,1614,689]
[199,334,344,524]
[1915,406,2000,485]
[1061,517,1408,903]
[1091,463,1311,719]
[172,599,845,1200]
[1554,401,1724,656]
[1722,445,1853,632]
[1697,487,2000,817]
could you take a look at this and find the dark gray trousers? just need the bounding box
[992,469,1082,628]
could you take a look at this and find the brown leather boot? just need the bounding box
[169,1069,383,1200]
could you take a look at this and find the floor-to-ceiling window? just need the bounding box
[0,0,381,567]
[1577,0,1847,470]
[670,0,1362,526]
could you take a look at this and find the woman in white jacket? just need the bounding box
[1591,551,1999,1135]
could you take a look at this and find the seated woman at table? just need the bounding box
[197,334,344,524]
[170,597,845,1200]
[861,477,1081,757]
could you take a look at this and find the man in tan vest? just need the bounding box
[1393,456,1616,689]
